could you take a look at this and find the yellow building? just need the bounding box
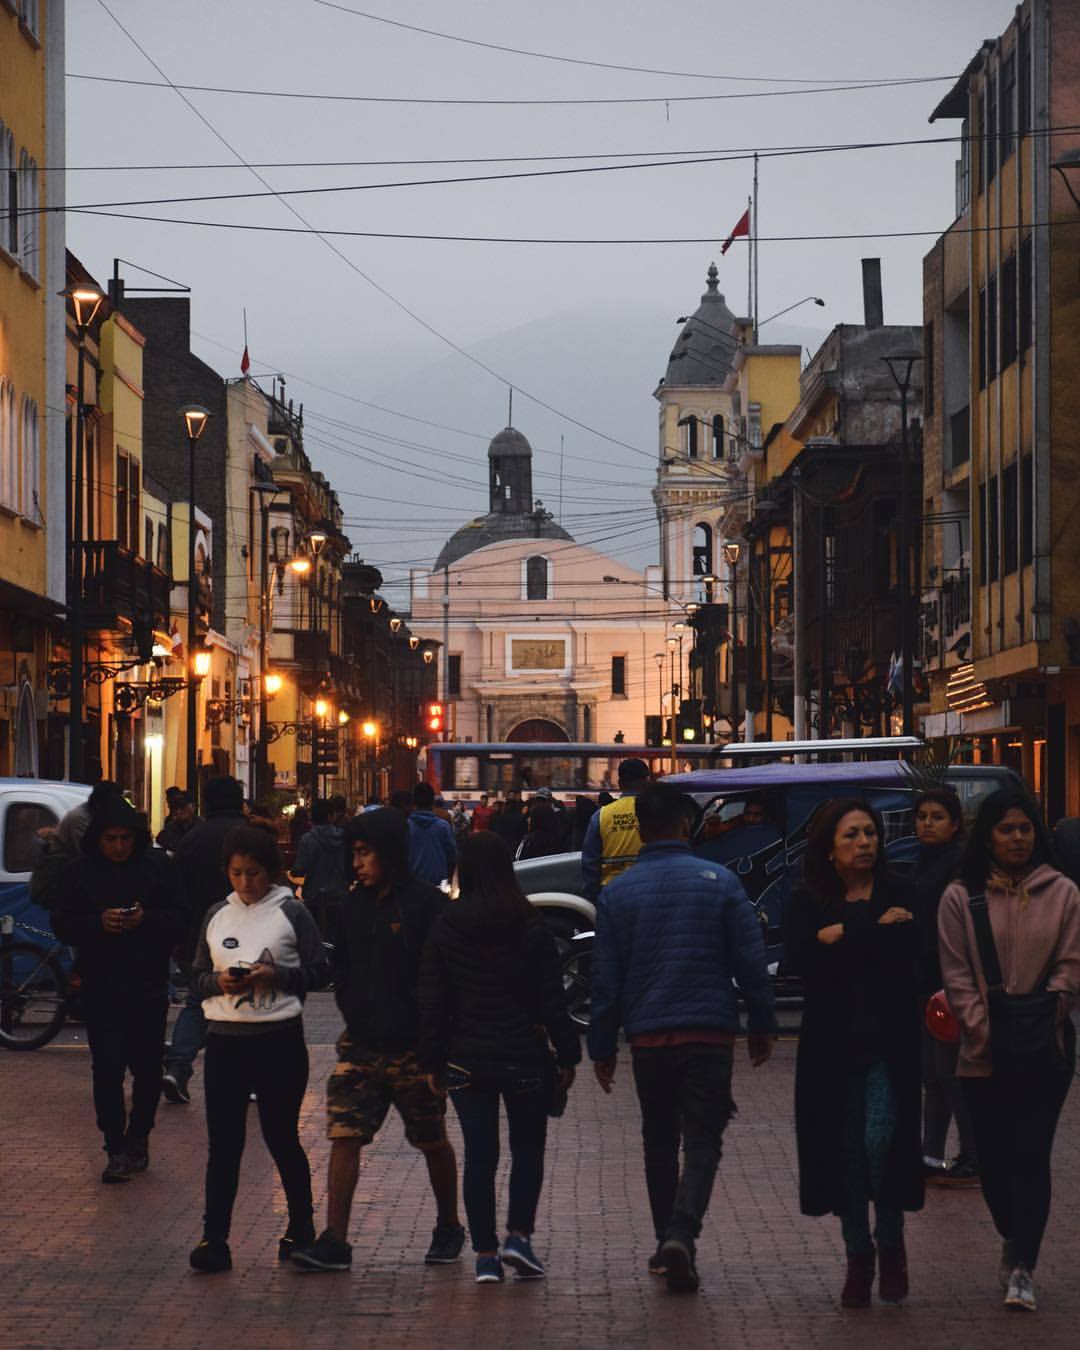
[0,0,64,775]
[922,0,1080,818]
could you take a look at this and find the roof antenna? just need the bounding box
[508,385,513,427]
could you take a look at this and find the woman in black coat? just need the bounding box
[784,798,924,1309]
[418,831,580,1286]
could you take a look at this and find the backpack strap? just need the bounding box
[967,892,1005,992]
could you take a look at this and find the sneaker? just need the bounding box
[278,1226,316,1262]
[659,1238,700,1294]
[924,1161,950,1185]
[475,1255,504,1284]
[291,1230,353,1272]
[998,1242,1014,1292]
[648,1244,668,1277]
[500,1234,545,1280]
[425,1222,466,1265]
[938,1159,980,1188]
[101,1153,132,1184]
[190,1239,232,1274]
[1004,1265,1037,1312]
[125,1135,149,1174]
[162,1072,191,1105]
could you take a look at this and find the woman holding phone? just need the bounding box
[188,824,331,1273]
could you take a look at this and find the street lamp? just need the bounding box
[881,348,922,739]
[723,541,742,740]
[60,283,105,782]
[667,635,679,774]
[265,673,283,697]
[701,572,718,604]
[758,296,826,328]
[179,403,211,799]
[252,475,284,802]
[193,649,212,680]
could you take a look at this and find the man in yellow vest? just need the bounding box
[581,759,652,902]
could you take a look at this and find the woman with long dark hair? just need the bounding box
[912,789,978,1186]
[418,830,580,1285]
[938,788,1080,1312]
[784,798,924,1308]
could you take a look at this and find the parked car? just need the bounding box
[0,780,93,947]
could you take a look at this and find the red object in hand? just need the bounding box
[925,989,961,1044]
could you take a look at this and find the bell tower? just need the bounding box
[488,426,534,516]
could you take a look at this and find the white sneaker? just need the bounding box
[1004,1266,1037,1312]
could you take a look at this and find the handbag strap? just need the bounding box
[967,892,1005,992]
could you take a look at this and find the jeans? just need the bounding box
[202,1023,313,1243]
[447,1059,552,1253]
[83,996,168,1154]
[962,1065,1072,1270]
[165,990,207,1081]
[630,1044,735,1245]
[921,1028,977,1163]
[839,1061,904,1255]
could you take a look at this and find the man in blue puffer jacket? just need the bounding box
[588,783,777,1293]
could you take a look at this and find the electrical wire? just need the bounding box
[310,1,953,87]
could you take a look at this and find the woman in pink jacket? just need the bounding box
[938,789,1080,1314]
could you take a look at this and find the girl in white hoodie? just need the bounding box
[189,824,331,1273]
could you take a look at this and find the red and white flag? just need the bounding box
[721,207,750,254]
[240,345,251,375]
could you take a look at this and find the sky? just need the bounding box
[64,0,1018,602]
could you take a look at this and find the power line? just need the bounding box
[66,70,953,107]
[91,0,652,462]
[310,1,953,86]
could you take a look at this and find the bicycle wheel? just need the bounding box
[0,943,68,1050]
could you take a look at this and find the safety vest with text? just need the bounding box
[598,795,643,887]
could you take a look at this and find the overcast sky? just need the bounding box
[65,1,1016,596]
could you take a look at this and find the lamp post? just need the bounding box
[723,541,742,740]
[252,476,284,802]
[61,285,105,781]
[881,349,922,738]
[179,404,211,798]
[667,634,679,774]
[301,531,328,800]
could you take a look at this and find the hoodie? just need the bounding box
[49,797,186,1001]
[293,822,347,901]
[407,810,457,887]
[938,864,1080,1076]
[193,883,331,1032]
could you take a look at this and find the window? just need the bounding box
[447,653,462,697]
[976,91,987,192]
[3,803,57,874]
[116,454,129,547]
[145,517,154,563]
[0,124,15,255]
[156,523,170,572]
[1000,53,1015,163]
[692,522,713,577]
[985,73,998,186]
[0,377,16,511]
[977,287,987,390]
[1021,455,1033,566]
[981,476,1000,583]
[129,460,140,549]
[1018,23,1031,136]
[19,395,38,519]
[1003,461,1018,575]
[986,273,998,383]
[679,415,698,459]
[1019,234,1033,353]
[17,150,38,279]
[611,654,627,697]
[1001,252,1017,369]
[526,554,549,600]
[711,415,724,459]
[872,498,897,592]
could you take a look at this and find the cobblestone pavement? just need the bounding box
[1,996,1077,1349]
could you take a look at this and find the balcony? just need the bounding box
[78,541,170,634]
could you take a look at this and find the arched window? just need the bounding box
[17,150,39,280]
[678,415,699,459]
[526,554,549,600]
[0,125,15,255]
[712,415,724,459]
[19,395,39,520]
[0,378,16,511]
[692,523,713,577]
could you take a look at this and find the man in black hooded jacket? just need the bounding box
[51,796,186,1182]
[292,807,465,1273]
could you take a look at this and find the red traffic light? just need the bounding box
[426,701,444,733]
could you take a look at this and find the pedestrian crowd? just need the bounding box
[33,765,1080,1314]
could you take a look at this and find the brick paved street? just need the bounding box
[1,996,1077,1350]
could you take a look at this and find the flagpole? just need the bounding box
[746,193,752,323]
[752,153,760,341]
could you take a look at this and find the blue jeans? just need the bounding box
[840,1061,904,1255]
[165,990,207,1080]
[447,1059,553,1253]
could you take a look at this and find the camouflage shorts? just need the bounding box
[326,1034,447,1146]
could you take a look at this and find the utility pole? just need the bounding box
[792,467,808,741]
[441,563,450,741]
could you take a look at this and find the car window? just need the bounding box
[3,802,58,874]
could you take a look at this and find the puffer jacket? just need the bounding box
[587,839,777,1062]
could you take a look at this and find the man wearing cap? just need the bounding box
[581,758,652,902]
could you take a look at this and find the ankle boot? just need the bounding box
[878,1242,909,1302]
[841,1250,876,1308]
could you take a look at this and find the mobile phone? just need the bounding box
[227,965,251,979]
[119,905,139,915]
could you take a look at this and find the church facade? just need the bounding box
[409,426,670,744]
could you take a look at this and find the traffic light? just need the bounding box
[676,699,703,744]
[644,714,663,748]
[426,702,444,734]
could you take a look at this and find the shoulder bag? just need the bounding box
[968,892,1065,1076]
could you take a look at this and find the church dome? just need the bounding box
[663,262,738,388]
[488,426,533,458]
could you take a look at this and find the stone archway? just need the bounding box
[14,677,39,778]
[505,718,570,743]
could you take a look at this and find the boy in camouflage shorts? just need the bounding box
[292,809,463,1273]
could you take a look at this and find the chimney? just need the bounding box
[861,258,883,329]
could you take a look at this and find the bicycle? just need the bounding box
[0,915,70,1051]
